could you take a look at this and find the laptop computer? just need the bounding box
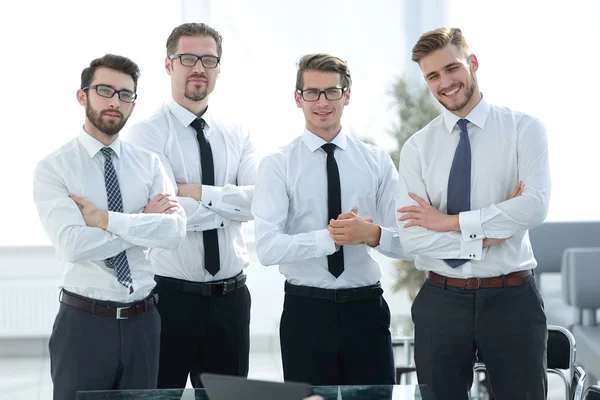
[200,373,313,400]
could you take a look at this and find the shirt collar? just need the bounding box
[442,94,490,134]
[301,126,348,153]
[167,98,213,131]
[78,127,122,159]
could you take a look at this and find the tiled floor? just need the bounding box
[0,351,570,399]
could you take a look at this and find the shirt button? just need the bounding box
[220,222,224,227]
[208,201,213,207]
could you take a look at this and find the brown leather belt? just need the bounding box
[427,270,532,290]
[60,290,156,319]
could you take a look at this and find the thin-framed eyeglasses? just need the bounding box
[169,53,220,69]
[296,87,347,102]
[82,84,137,103]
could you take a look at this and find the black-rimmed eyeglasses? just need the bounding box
[296,87,347,102]
[82,84,137,103]
[169,54,220,69]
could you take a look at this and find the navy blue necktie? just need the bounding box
[322,143,344,278]
[191,118,221,276]
[100,147,133,288]
[445,119,471,268]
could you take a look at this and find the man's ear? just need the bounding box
[294,90,302,108]
[343,87,351,106]
[76,89,87,107]
[468,54,479,72]
[165,57,173,75]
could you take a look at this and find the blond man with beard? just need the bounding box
[33,54,186,400]
[127,23,257,389]
[396,27,550,400]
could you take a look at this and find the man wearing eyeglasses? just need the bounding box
[252,53,410,385]
[127,23,257,389]
[33,54,187,400]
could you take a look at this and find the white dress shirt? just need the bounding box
[33,129,187,302]
[397,97,551,278]
[126,100,258,282]
[252,128,410,289]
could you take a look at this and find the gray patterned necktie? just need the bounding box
[445,119,471,268]
[100,147,133,288]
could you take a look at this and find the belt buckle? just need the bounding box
[222,281,228,295]
[465,277,481,290]
[333,290,349,303]
[116,306,130,319]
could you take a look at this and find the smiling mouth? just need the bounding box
[442,86,461,96]
[314,111,332,116]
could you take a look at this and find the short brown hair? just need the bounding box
[166,22,223,58]
[295,53,352,90]
[80,54,141,92]
[411,27,470,64]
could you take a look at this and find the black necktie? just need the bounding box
[322,143,344,278]
[191,118,220,276]
[445,119,471,268]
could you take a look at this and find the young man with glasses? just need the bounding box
[33,54,187,400]
[127,23,257,389]
[252,53,410,385]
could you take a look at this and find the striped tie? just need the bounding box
[100,147,133,288]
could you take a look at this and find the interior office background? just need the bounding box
[0,0,599,397]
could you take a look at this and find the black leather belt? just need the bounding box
[60,290,156,319]
[284,281,383,303]
[155,273,246,296]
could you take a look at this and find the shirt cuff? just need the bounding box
[375,226,395,252]
[460,237,483,260]
[459,210,485,241]
[213,213,229,230]
[201,185,222,210]
[106,211,128,236]
[315,229,336,257]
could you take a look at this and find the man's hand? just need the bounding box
[328,206,380,247]
[177,183,202,201]
[397,181,524,232]
[70,194,108,229]
[397,193,459,232]
[483,238,508,248]
[144,193,180,214]
[509,180,523,199]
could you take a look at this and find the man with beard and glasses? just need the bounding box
[252,53,411,387]
[127,23,257,389]
[33,54,187,400]
[396,27,550,400]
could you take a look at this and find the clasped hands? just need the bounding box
[327,206,381,247]
[70,193,180,229]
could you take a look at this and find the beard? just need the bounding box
[86,105,128,136]
[438,70,477,112]
[184,85,208,102]
[184,73,212,102]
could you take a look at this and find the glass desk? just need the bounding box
[77,384,437,399]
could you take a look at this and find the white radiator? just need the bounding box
[0,281,60,338]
